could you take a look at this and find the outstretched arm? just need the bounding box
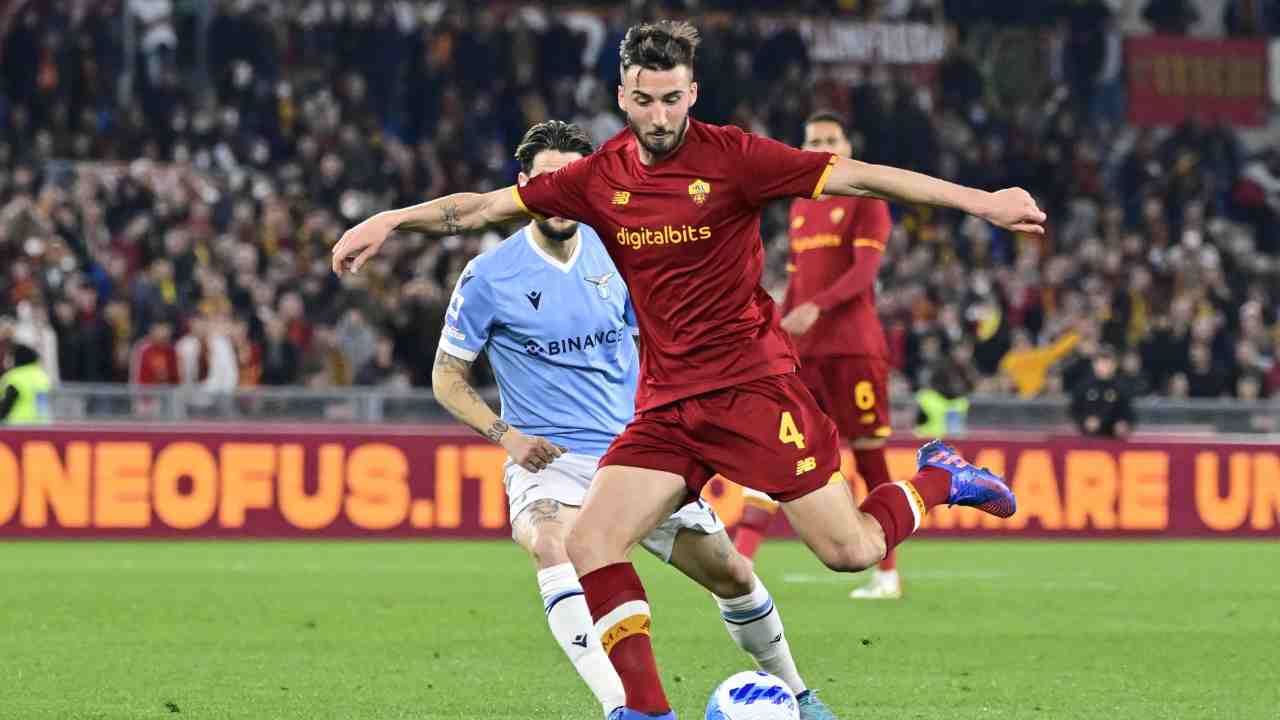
[332,187,527,276]
[823,157,1047,235]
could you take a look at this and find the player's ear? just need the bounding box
[517,171,529,187]
[688,81,698,108]
[617,83,626,113]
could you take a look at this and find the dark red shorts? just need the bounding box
[600,373,842,502]
[795,355,892,441]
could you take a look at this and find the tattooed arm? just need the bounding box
[430,348,505,440]
[391,188,527,236]
[431,348,563,472]
[332,187,528,276]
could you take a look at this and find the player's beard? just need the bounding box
[536,218,578,241]
[627,113,688,159]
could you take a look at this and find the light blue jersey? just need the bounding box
[438,225,638,456]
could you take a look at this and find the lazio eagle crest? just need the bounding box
[585,273,614,299]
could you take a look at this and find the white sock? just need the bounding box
[716,574,807,696]
[538,563,625,716]
[877,569,900,587]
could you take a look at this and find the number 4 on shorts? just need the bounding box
[778,411,806,449]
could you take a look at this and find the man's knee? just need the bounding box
[564,522,589,564]
[670,530,756,598]
[528,526,569,568]
[816,540,881,573]
[706,550,755,598]
[724,553,756,597]
[514,499,574,569]
[565,519,617,568]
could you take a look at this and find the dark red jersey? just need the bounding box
[129,339,179,385]
[515,118,836,411]
[782,195,891,359]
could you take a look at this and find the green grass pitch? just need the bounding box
[3,540,1278,719]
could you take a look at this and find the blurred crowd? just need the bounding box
[1,0,1278,406]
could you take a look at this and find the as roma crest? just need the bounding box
[688,179,711,206]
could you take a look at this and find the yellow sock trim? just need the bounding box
[902,481,927,524]
[600,614,651,655]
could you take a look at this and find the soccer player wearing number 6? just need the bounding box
[431,120,835,720]
[335,21,1040,720]
[734,112,904,601]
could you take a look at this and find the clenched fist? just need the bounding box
[501,428,566,473]
[981,188,1046,235]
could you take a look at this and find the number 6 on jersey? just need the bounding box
[778,410,806,449]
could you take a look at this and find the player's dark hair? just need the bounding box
[514,120,595,174]
[805,111,849,136]
[619,20,700,78]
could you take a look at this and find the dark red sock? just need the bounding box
[911,467,951,507]
[879,547,897,571]
[580,563,669,715]
[858,467,951,551]
[854,447,901,572]
[733,504,776,560]
[854,447,891,490]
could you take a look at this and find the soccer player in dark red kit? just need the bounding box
[733,111,905,600]
[333,21,1041,720]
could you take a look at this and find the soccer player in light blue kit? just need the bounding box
[430,121,836,720]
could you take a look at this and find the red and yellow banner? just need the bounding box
[0,425,1276,538]
[1126,35,1270,126]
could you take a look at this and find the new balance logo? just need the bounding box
[611,191,631,205]
[526,291,542,309]
[795,456,817,475]
[571,634,589,648]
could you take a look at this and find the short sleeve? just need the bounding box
[736,130,837,206]
[512,154,597,225]
[852,199,892,252]
[624,293,639,335]
[438,261,495,362]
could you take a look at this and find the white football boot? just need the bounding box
[849,569,902,600]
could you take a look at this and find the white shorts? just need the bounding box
[742,486,780,507]
[505,452,724,562]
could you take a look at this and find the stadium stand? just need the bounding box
[1,0,1277,407]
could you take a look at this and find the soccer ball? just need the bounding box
[704,671,799,720]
